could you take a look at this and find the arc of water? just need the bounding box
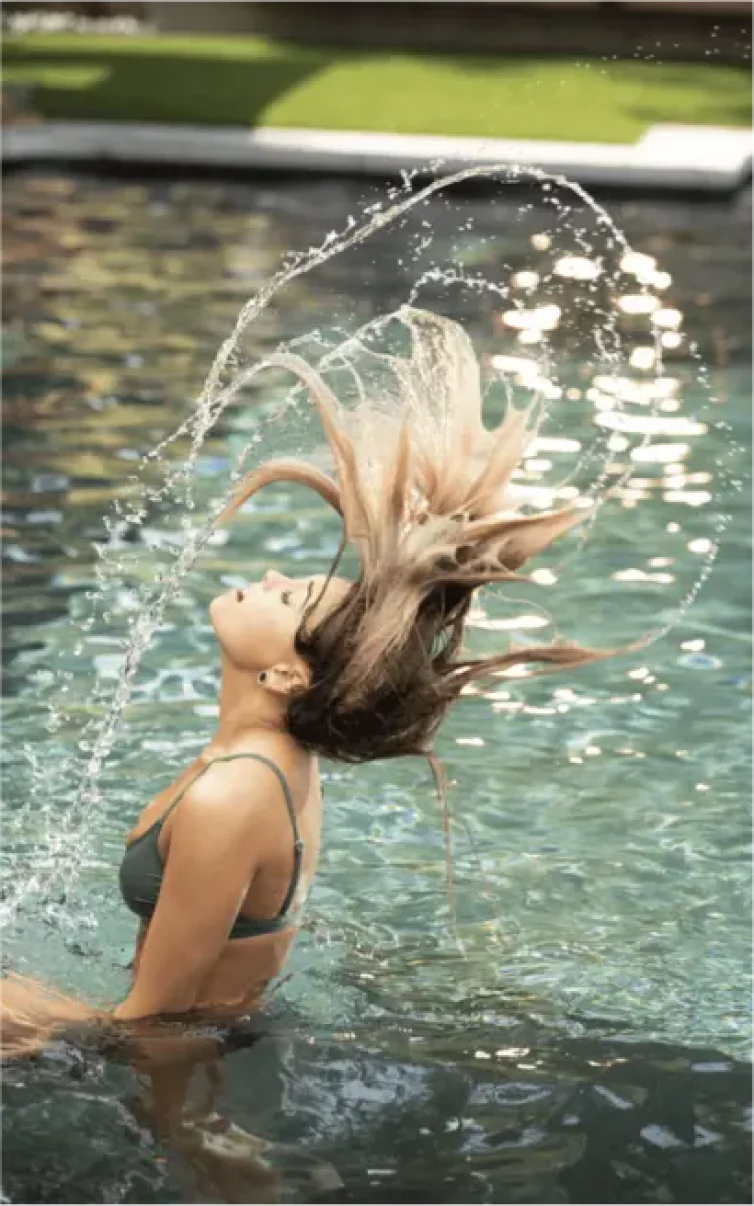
[3,160,733,925]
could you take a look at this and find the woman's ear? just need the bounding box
[260,662,310,697]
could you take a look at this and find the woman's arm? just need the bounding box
[114,757,277,1020]
[2,758,281,1056]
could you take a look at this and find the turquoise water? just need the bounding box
[2,171,751,1203]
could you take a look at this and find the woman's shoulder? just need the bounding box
[177,737,312,829]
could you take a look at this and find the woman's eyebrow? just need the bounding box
[301,581,315,611]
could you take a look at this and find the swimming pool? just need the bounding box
[2,170,751,1203]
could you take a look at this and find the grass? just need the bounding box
[3,33,751,143]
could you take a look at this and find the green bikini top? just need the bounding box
[119,753,303,941]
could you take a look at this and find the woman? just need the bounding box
[2,309,614,1056]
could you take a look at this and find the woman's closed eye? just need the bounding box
[281,590,292,606]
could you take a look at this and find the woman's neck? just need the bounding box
[213,659,287,748]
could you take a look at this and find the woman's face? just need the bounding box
[210,570,349,674]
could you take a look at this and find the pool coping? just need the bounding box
[2,120,752,193]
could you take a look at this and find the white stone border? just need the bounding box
[6,12,145,35]
[3,120,751,192]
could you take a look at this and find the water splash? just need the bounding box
[1,161,738,927]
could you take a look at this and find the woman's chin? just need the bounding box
[208,595,226,625]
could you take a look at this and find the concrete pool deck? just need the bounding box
[3,120,751,193]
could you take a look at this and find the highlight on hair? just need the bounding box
[219,307,621,772]
[1,973,109,1061]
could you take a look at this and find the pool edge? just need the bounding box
[3,121,752,194]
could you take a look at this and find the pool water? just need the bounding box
[2,170,751,1204]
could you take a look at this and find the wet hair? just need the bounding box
[0,316,629,1060]
[219,309,621,779]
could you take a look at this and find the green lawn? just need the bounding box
[3,33,751,143]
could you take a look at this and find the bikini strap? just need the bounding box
[160,753,303,917]
[231,753,303,917]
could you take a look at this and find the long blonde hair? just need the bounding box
[2,311,622,1059]
[219,308,617,767]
